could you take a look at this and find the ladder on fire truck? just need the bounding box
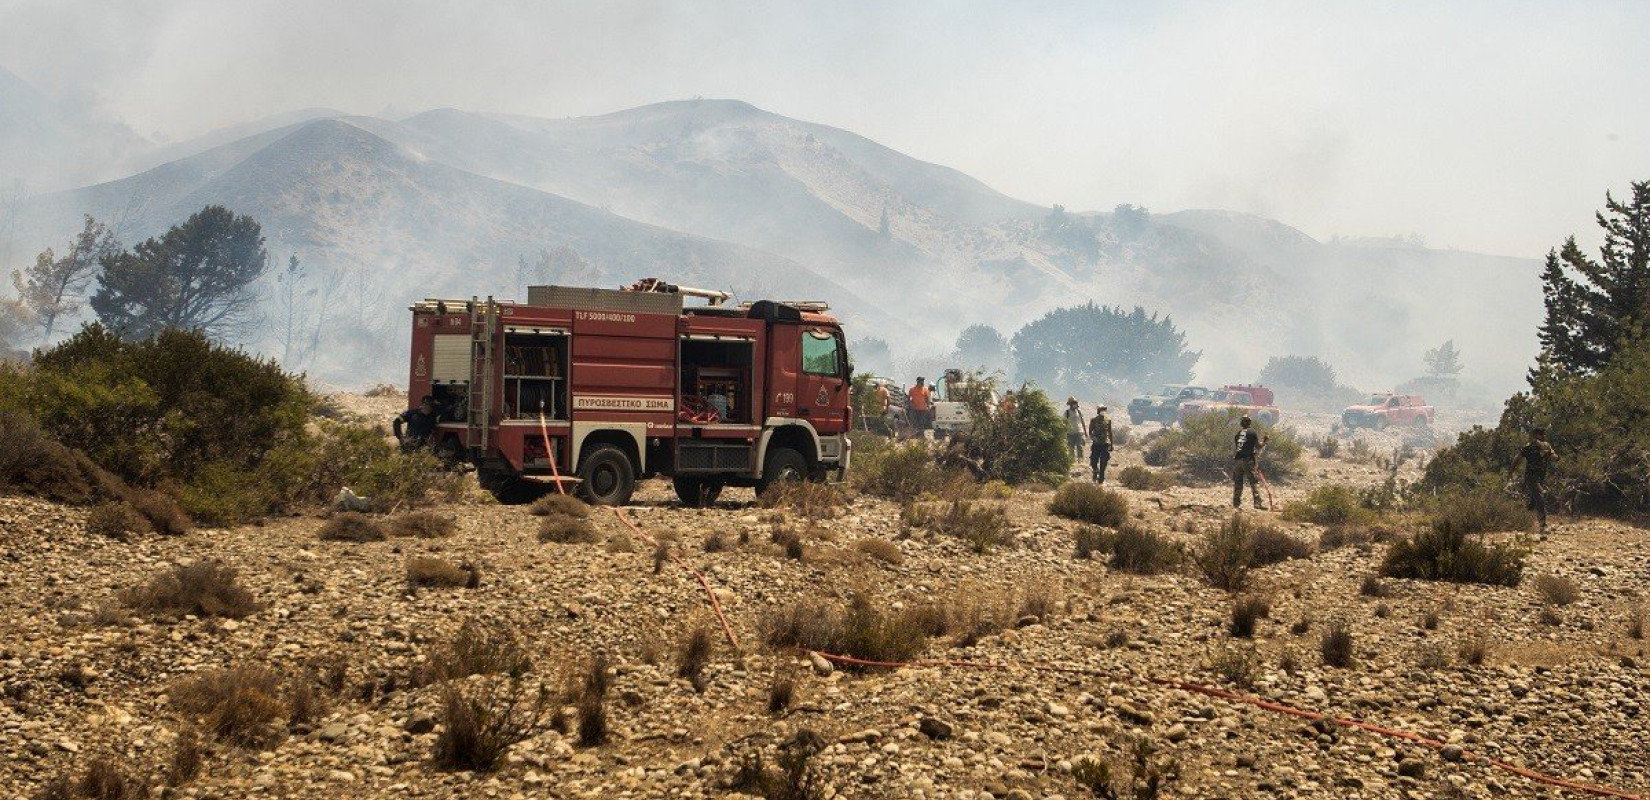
[466,296,498,454]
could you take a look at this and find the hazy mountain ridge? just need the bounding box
[0,72,1541,394]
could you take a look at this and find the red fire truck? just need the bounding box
[405,280,853,506]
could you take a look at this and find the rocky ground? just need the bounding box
[2,399,1648,800]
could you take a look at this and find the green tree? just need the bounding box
[11,215,119,343]
[1423,340,1464,377]
[954,323,1011,375]
[1011,302,1198,397]
[1258,355,1339,392]
[91,206,268,340]
[1537,181,1650,373]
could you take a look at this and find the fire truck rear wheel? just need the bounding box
[758,447,808,494]
[672,476,723,507]
[577,445,636,506]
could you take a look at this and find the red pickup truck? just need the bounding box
[1341,393,1433,429]
[1177,384,1280,426]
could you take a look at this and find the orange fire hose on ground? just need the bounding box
[607,505,741,653]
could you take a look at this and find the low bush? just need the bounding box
[850,440,955,502]
[1359,575,1389,597]
[389,510,456,538]
[761,593,932,668]
[1115,465,1175,491]
[1147,412,1303,482]
[407,557,479,589]
[1247,524,1313,565]
[1193,514,1310,592]
[946,384,1072,485]
[432,676,552,772]
[538,514,600,544]
[730,731,826,800]
[767,677,796,713]
[73,756,149,800]
[929,501,1013,553]
[1380,521,1527,587]
[530,493,590,518]
[122,561,258,618]
[1428,489,1535,535]
[422,619,533,683]
[1209,645,1260,689]
[676,626,714,693]
[128,489,191,536]
[1317,436,1340,458]
[170,665,286,748]
[758,481,847,519]
[1074,525,1111,560]
[85,502,150,541]
[1458,636,1490,666]
[1048,482,1130,526]
[165,728,203,786]
[1318,523,1396,551]
[854,538,904,566]
[318,512,386,542]
[1535,575,1580,606]
[1108,523,1181,574]
[1320,620,1355,668]
[1282,485,1375,526]
[575,655,610,747]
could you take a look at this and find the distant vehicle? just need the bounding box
[1342,393,1433,429]
[1178,384,1280,426]
[1128,384,1211,425]
[931,368,999,439]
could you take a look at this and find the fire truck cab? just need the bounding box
[405,281,852,506]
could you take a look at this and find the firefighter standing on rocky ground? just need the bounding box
[1063,397,1087,463]
[1088,405,1113,483]
[1511,427,1558,531]
[394,395,439,452]
[1232,415,1268,509]
[907,377,933,438]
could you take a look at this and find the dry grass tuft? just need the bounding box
[388,510,456,538]
[1359,574,1389,598]
[1535,574,1581,606]
[75,755,148,800]
[912,500,1014,553]
[422,619,532,683]
[768,676,796,713]
[165,727,204,786]
[318,512,386,542]
[170,665,287,748]
[538,514,601,544]
[1229,595,1271,638]
[576,654,610,747]
[407,556,479,589]
[1107,523,1182,574]
[1457,635,1490,665]
[1048,482,1130,526]
[854,538,904,566]
[1320,620,1355,668]
[530,493,591,518]
[676,626,715,693]
[758,480,847,519]
[432,676,552,771]
[1209,645,1260,689]
[761,593,932,668]
[1116,464,1176,491]
[121,561,258,619]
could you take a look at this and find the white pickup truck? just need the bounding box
[932,371,998,439]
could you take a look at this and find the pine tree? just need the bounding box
[91,206,268,341]
[1423,340,1464,377]
[1537,181,1650,373]
[11,215,119,343]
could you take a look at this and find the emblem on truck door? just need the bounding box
[816,386,830,406]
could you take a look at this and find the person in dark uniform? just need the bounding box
[1511,427,1558,530]
[1232,415,1268,509]
[1088,405,1113,483]
[393,395,439,452]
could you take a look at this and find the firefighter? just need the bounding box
[1510,427,1557,530]
[393,395,439,452]
[907,376,933,437]
[1062,397,1087,463]
[1232,415,1268,509]
[870,380,892,431]
[1088,404,1113,483]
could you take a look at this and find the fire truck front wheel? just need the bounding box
[577,445,636,506]
[758,446,809,494]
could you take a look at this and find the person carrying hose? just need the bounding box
[1232,415,1268,509]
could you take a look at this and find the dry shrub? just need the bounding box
[1194,514,1308,592]
[1247,524,1313,565]
[768,677,796,713]
[1457,635,1490,665]
[850,440,953,502]
[1229,595,1271,638]
[1209,645,1260,689]
[1074,525,1111,560]
[121,561,258,619]
[1430,489,1535,535]
[85,503,150,541]
[1048,482,1130,526]
[407,556,479,589]
[423,619,532,683]
[1320,620,1355,668]
[1380,522,1527,587]
[771,526,806,560]
[730,730,826,800]
[538,514,600,544]
[1116,465,1175,491]
[36,774,72,800]
[1359,575,1389,597]
[1630,606,1647,640]
[575,654,610,747]
[1415,643,1451,670]
[1318,523,1397,551]
[703,532,729,553]
[1535,575,1580,606]
[166,727,203,786]
[432,676,552,772]
[529,493,591,518]
[1108,523,1181,575]
[284,675,329,731]
[929,501,1013,553]
[389,510,456,538]
[127,489,192,536]
[758,480,847,519]
[761,593,931,668]
[75,756,148,800]
[170,665,287,748]
[1282,485,1375,526]
[676,626,715,692]
[854,538,904,566]
[318,512,386,542]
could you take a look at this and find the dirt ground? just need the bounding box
[2,399,1647,800]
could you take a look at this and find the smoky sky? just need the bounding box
[2,0,1646,257]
